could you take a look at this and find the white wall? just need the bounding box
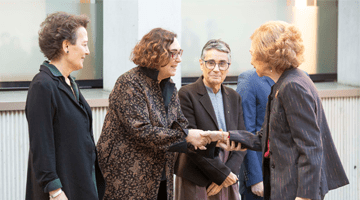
[338,0,360,87]
[103,0,182,91]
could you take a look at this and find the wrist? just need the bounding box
[224,132,229,140]
[185,131,193,141]
[49,188,62,198]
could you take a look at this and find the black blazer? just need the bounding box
[229,68,349,200]
[25,64,105,200]
[175,76,246,187]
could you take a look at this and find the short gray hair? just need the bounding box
[200,39,231,62]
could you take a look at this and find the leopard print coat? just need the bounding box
[97,66,188,199]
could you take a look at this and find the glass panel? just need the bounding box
[181,0,337,77]
[0,0,103,82]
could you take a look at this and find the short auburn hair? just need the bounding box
[39,12,90,60]
[131,28,177,70]
[251,21,305,73]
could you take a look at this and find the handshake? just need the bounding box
[185,129,246,151]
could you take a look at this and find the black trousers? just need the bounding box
[263,158,271,200]
[157,180,167,200]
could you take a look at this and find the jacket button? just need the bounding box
[271,164,275,168]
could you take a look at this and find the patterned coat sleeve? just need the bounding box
[109,76,186,151]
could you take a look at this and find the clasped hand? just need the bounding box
[186,130,246,151]
[186,129,226,150]
[201,130,246,151]
[185,129,212,150]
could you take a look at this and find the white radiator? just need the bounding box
[0,97,358,199]
[0,107,108,200]
[322,97,360,200]
[92,107,108,144]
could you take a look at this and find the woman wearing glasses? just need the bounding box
[96,28,211,200]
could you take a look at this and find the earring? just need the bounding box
[67,51,69,53]
[270,70,272,73]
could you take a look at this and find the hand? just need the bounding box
[216,138,246,151]
[207,182,223,196]
[186,129,211,150]
[49,189,68,200]
[222,172,238,187]
[200,130,228,142]
[295,197,311,200]
[251,181,264,197]
[207,172,238,196]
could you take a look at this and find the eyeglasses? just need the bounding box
[202,59,230,71]
[170,49,183,59]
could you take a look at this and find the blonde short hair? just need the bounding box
[250,21,305,73]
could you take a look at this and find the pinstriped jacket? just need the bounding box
[228,68,348,200]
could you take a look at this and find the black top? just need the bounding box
[139,66,175,116]
[139,66,176,181]
[25,62,105,200]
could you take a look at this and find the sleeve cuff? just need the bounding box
[246,178,263,187]
[183,128,189,136]
[43,178,62,193]
[168,139,188,153]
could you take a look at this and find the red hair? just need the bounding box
[131,28,177,70]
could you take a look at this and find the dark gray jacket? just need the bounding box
[175,77,246,187]
[229,68,349,200]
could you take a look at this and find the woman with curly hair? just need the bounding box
[207,21,349,200]
[96,28,211,200]
[25,12,105,200]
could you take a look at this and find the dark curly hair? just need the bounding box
[38,12,90,60]
[251,21,305,73]
[131,28,177,70]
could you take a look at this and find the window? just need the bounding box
[0,0,103,90]
[181,0,337,85]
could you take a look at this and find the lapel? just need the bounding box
[56,81,89,117]
[79,91,94,140]
[57,82,79,105]
[138,67,169,126]
[40,65,88,117]
[194,77,219,130]
[221,85,231,131]
[262,69,291,152]
[79,92,92,123]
